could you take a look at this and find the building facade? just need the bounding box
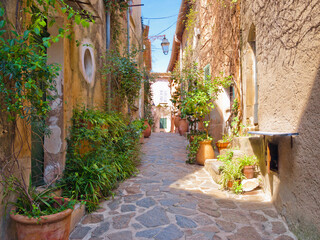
[0,1,145,238]
[168,0,320,238]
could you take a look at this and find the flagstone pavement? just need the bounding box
[70,133,297,240]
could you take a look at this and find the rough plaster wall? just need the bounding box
[63,0,107,142]
[241,0,320,238]
[197,0,240,142]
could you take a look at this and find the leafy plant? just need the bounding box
[237,154,258,167]
[102,49,143,110]
[231,181,243,194]
[217,134,233,143]
[60,107,143,212]
[220,159,244,189]
[1,176,76,219]
[217,149,234,162]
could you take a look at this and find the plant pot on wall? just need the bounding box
[10,197,73,240]
[196,139,215,165]
[243,165,255,179]
[216,141,230,153]
[178,118,188,136]
[143,120,151,138]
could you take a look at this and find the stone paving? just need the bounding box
[70,133,297,240]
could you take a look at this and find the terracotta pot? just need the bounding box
[174,115,180,127]
[143,120,151,138]
[11,197,73,240]
[243,165,255,179]
[196,139,215,165]
[216,141,230,153]
[178,118,188,136]
[227,180,241,189]
[227,180,234,189]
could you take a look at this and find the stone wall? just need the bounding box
[197,0,241,142]
[241,0,320,238]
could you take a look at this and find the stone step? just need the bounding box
[204,159,224,184]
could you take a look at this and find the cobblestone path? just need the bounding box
[70,133,297,240]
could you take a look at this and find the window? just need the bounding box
[160,118,167,129]
[204,64,211,81]
[159,90,168,103]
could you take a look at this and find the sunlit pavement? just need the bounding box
[70,133,297,240]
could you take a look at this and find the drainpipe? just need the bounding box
[253,43,258,125]
[127,8,130,54]
[106,11,111,112]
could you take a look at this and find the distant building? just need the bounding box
[151,73,172,133]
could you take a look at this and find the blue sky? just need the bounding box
[141,0,181,73]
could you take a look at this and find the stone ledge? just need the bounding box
[204,159,224,183]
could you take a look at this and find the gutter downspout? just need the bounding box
[106,11,111,112]
[127,7,131,115]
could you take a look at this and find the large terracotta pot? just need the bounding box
[143,120,151,138]
[243,165,255,179]
[174,115,181,128]
[11,197,73,240]
[178,118,188,136]
[216,141,230,153]
[196,139,215,165]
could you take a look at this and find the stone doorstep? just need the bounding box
[204,159,224,183]
[70,203,86,232]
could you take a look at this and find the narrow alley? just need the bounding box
[70,133,296,240]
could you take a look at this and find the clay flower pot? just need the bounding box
[196,139,215,165]
[216,141,230,153]
[174,115,181,128]
[143,120,151,138]
[243,165,255,179]
[10,197,73,240]
[178,118,188,136]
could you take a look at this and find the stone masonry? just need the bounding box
[70,133,297,240]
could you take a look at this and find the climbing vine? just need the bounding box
[102,49,143,110]
[0,1,92,126]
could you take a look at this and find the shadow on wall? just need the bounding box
[279,63,320,239]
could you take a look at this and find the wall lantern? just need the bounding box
[161,37,170,55]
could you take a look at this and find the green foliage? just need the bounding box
[143,72,155,126]
[0,2,90,126]
[218,134,233,143]
[220,159,244,189]
[60,107,143,212]
[180,64,232,120]
[1,176,76,219]
[186,132,210,164]
[237,154,258,167]
[231,181,243,194]
[102,49,143,109]
[219,153,258,193]
[217,149,234,162]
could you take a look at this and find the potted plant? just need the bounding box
[238,154,258,179]
[216,134,232,153]
[195,121,215,165]
[2,177,76,240]
[220,159,244,190]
